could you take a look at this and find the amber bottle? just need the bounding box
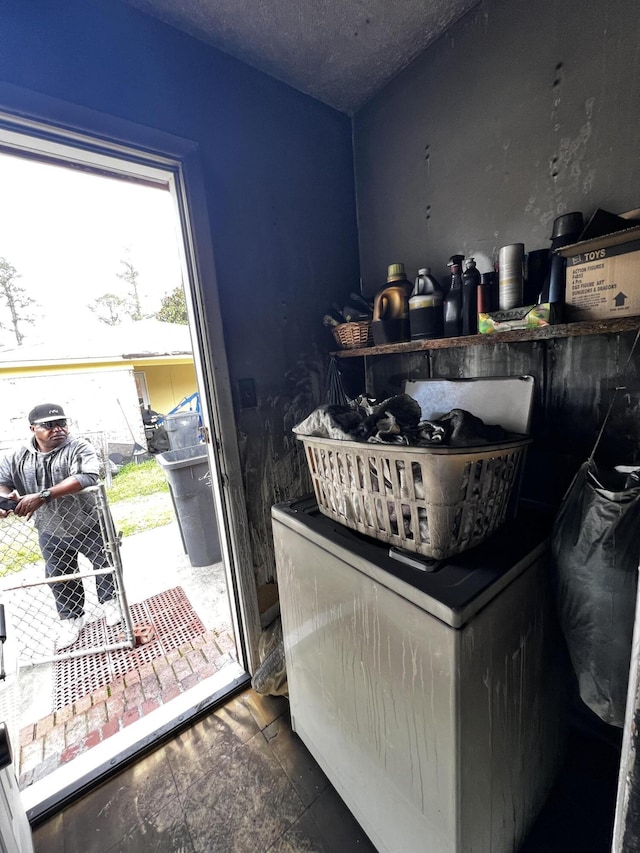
[372,263,413,345]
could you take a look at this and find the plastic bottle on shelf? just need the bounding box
[461,258,481,336]
[443,258,464,337]
[409,267,444,340]
[525,249,550,305]
[371,263,413,345]
[478,271,495,314]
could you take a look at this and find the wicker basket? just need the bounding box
[332,321,372,349]
[298,434,531,559]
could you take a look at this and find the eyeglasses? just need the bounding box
[35,419,68,430]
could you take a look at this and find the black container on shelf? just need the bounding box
[443,259,463,337]
[478,272,495,314]
[540,212,584,305]
[525,249,551,305]
[409,267,444,340]
[461,258,481,336]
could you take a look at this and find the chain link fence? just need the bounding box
[0,485,134,667]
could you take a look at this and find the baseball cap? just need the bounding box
[28,403,67,424]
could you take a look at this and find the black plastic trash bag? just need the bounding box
[551,460,640,727]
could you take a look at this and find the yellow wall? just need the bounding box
[140,362,198,416]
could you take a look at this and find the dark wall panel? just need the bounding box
[354,0,640,294]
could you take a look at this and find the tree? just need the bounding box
[0,257,36,346]
[155,286,188,324]
[88,292,127,326]
[117,256,143,321]
[88,253,148,325]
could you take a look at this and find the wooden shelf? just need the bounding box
[331,316,640,358]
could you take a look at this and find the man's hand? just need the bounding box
[14,493,46,520]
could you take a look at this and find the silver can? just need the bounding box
[498,244,524,310]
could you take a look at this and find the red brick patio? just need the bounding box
[18,626,237,788]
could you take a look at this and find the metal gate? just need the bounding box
[0,485,134,667]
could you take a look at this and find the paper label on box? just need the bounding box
[565,248,640,321]
[566,238,640,265]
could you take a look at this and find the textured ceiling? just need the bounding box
[122,0,478,114]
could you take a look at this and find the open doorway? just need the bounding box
[0,110,257,818]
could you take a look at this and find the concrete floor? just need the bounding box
[30,687,622,853]
[118,521,231,626]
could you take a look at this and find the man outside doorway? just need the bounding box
[0,403,121,648]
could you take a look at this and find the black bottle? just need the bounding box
[409,267,444,340]
[461,258,481,336]
[443,260,463,337]
[525,249,550,305]
[478,272,495,314]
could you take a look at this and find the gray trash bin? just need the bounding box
[165,412,201,450]
[156,444,221,567]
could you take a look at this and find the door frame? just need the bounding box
[0,81,261,674]
[0,78,261,672]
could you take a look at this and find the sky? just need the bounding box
[0,150,185,348]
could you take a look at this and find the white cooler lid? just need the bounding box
[404,375,535,435]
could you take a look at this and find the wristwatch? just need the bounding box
[39,489,52,503]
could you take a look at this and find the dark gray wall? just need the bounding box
[354,0,640,292]
[353,0,640,503]
[0,0,360,583]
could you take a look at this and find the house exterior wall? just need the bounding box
[140,362,197,417]
[0,366,144,454]
[0,0,360,584]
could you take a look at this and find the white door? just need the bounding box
[612,565,640,850]
[0,725,34,853]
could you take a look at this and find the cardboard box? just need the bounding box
[559,222,640,322]
[478,302,558,334]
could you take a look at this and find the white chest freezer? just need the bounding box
[272,496,566,853]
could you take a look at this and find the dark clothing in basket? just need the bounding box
[293,394,508,446]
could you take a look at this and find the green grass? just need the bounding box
[106,458,173,537]
[1,459,175,575]
[0,516,40,575]
[106,459,169,501]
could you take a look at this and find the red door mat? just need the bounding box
[53,586,206,710]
